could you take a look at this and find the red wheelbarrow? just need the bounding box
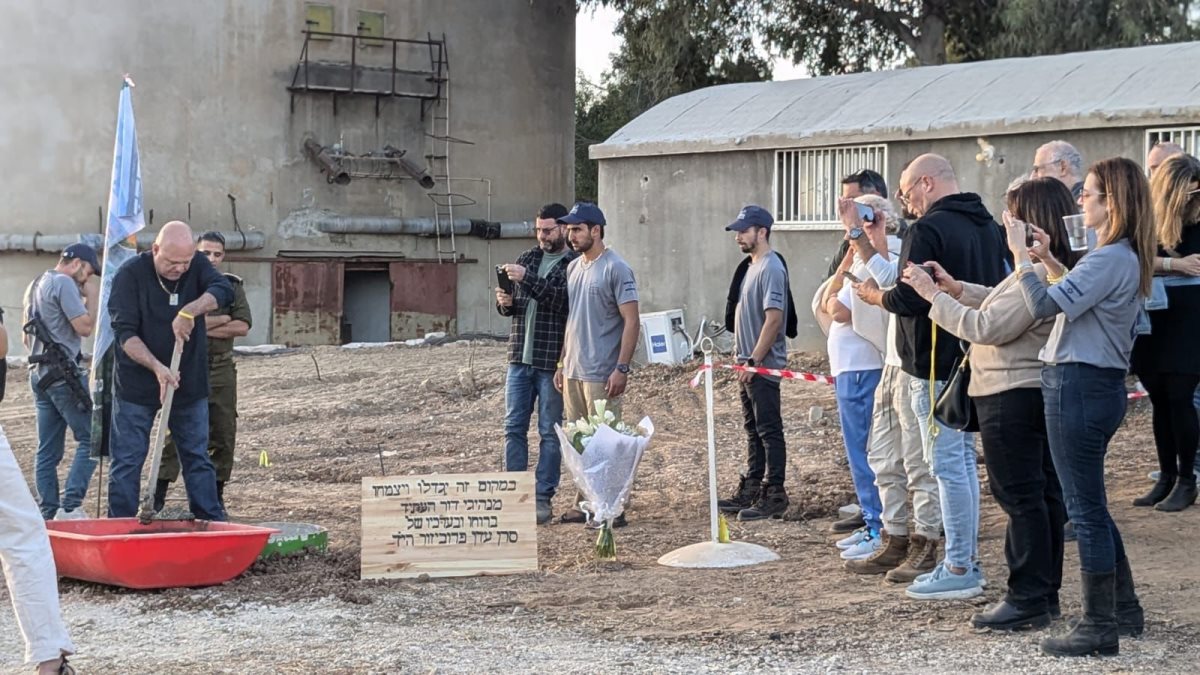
[46,519,278,590]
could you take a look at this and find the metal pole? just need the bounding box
[702,338,719,543]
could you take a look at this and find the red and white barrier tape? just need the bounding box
[689,363,837,388]
[689,363,1151,400]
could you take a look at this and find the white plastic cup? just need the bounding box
[1064,214,1088,251]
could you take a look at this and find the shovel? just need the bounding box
[137,338,183,524]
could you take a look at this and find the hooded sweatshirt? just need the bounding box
[881,193,1009,381]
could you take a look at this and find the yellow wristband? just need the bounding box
[178,310,195,320]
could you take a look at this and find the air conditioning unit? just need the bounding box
[639,309,692,366]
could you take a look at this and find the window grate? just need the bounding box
[773,145,887,230]
[1146,126,1200,159]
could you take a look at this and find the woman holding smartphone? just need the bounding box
[1130,153,1200,512]
[1007,157,1155,657]
[902,177,1080,632]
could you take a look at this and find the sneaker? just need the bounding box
[535,498,553,525]
[840,530,882,560]
[830,512,865,533]
[885,534,939,584]
[718,475,762,514]
[737,484,788,521]
[54,507,89,521]
[905,562,984,601]
[836,527,870,550]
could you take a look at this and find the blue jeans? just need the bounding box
[910,375,979,570]
[30,372,97,519]
[504,364,564,500]
[108,396,225,521]
[836,369,884,533]
[1042,363,1128,574]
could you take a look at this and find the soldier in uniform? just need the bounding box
[154,231,251,511]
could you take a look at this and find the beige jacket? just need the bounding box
[927,265,1053,397]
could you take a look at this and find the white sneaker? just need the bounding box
[835,526,870,550]
[840,530,882,560]
[54,507,89,520]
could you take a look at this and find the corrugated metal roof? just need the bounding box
[591,42,1200,160]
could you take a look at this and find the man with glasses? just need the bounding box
[496,204,578,524]
[855,154,1008,601]
[1031,140,1085,200]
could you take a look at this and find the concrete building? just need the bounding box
[0,0,575,351]
[593,42,1200,351]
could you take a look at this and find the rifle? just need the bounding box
[23,302,92,414]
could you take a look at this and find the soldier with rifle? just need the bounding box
[21,244,100,520]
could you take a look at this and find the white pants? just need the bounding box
[0,424,74,666]
[867,366,942,539]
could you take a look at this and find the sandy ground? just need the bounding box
[1,342,1198,673]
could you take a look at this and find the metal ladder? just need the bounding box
[424,33,472,263]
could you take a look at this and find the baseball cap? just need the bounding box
[62,243,100,271]
[557,202,606,226]
[726,205,774,232]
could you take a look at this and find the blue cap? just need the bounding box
[557,202,606,226]
[62,243,100,272]
[726,205,774,232]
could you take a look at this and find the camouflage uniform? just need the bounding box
[159,274,251,494]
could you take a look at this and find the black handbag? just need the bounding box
[934,341,978,432]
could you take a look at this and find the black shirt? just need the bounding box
[1132,223,1200,375]
[109,251,234,407]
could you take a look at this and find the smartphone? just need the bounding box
[917,264,937,278]
[841,270,862,284]
[855,203,875,223]
[1025,223,1035,248]
[495,265,514,295]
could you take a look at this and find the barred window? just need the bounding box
[1146,126,1200,158]
[773,144,888,230]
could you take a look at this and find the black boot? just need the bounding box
[152,479,171,512]
[1133,475,1175,507]
[1155,475,1197,512]
[971,598,1051,631]
[737,484,788,521]
[217,481,227,508]
[718,475,762,514]
[1041,571,1119,657]
[1115,557,1144,638]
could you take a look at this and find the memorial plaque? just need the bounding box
[361,471,538,580]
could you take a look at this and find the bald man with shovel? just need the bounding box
[107,221,232,521]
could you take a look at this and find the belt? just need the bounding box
[208,351,234,364]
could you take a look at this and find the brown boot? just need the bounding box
[845,532,908,575]
[885,534,939,583]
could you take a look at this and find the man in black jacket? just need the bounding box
[496,203,578,524]
[856,154,1007,601]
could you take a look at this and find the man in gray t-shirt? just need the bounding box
[21,243,101,520]
[555,202,641,525]
[716,206,791,522]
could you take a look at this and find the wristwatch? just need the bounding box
[848,227,865,240]
[745,358,756,367]
[615,363,630,374]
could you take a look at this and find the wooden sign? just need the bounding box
[361,471,538,580]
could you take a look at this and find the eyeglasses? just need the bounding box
[896,178,923,206]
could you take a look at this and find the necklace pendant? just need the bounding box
[169,293,179,306]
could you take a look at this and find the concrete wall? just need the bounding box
[0,0,575,353]
[599,127,1151,352]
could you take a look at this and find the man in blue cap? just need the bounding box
[717,205,792,521]
[21,243,101,520]
[555,201,641,526]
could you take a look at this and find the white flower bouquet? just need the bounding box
[556,400,653,560]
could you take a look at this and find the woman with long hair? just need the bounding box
[1131,153,1200,511]
[902,177,1079,631]
[1008,157,1154,657]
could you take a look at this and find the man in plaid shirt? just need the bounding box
[496,203,577,524]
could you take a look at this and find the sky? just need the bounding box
[575,6,809,85]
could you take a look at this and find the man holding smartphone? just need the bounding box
[495,203,577,525]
